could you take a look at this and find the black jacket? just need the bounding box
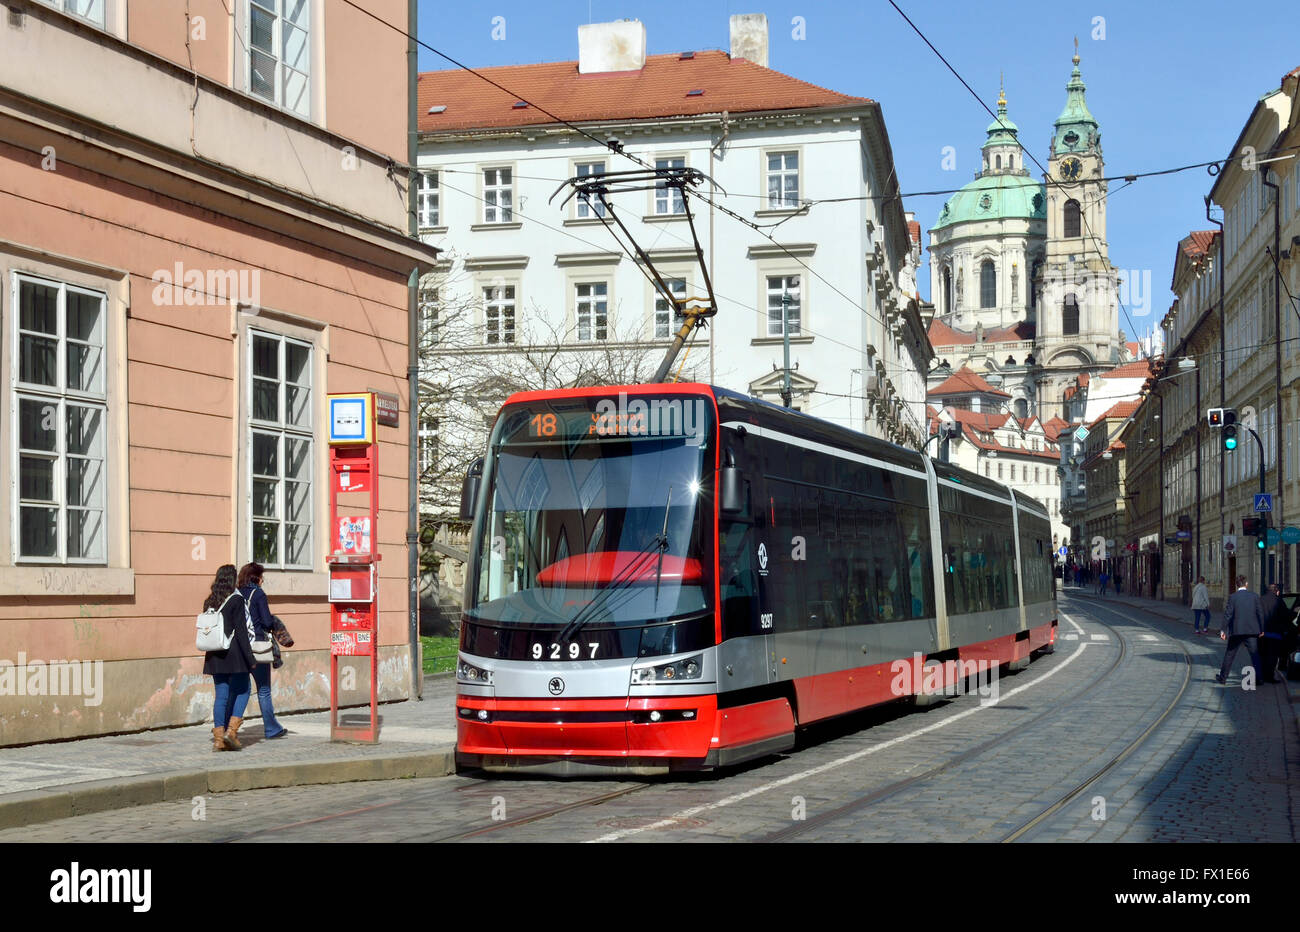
[1262,593,1294,637]
[1223,588,1265,638]
[202,593,255,675]
[239,585,274,639]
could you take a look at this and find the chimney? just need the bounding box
[578,20,646,74]
[729,13,769,67]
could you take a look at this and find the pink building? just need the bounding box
[0,0,438,743]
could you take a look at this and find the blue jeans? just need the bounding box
[1193,609,1210,633]
[212,673,251,726]
[252,664,285,737]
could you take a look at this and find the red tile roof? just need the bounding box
[907,220,921,244]
[1041,416,1068,442]
[927,318,976,346]
[1181,230,1218,259]
[418,51,872,132]
[984,320,1035,342]
[1088,399,1140,429]
[1101,359,1153,380]
[1126,341,1141,357]
[928,365,1011,398]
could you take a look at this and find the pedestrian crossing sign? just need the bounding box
[1255,493,1273,512]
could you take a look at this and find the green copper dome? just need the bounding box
[1053,47,1100,157]
[983,86,1020,149]
[930,174,1047,231]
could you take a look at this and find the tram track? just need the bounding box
[760,601,1188,842]
[997,599,1192,842]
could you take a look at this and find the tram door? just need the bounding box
[719,428,775,686]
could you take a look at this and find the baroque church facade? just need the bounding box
[926,48,1128,424]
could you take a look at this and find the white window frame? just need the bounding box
[482,166,514,224]
[417,171,440,228]
[418,275,440,348]
[11,274,108,564]
[38,0,107,28]
[244,0,312,119]
[247,329,314,570]
[653,156,687,215]
[483,283,517,345]
[763,149,801,210]
[765,273,802,337]
[574,281,609,342]
[419,415,439,476]
[574,161,607,219]
[653,276,688,340]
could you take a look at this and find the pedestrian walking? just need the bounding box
[1216,575,1264,686]
[1113,570,1123,595]
[1191,576,1211,635]
[1259,583,1288,683]
[238,562,288,739]
[201,564,256,750]
[1098,570,1109,596]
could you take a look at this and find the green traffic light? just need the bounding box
[1257,537,1266,550]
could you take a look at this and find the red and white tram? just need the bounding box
[454,383,1056,773]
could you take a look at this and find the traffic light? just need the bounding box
[1209,408,1238,451]
[1208,408,1224,427]
[1223,423,1238,451]
[1258,516,1270,550]
[1243,516,1262,543]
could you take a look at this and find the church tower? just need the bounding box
[1035,42,1120,404]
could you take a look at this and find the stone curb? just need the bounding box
[0,746,457,830]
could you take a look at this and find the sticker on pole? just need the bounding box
[331,630,373,656]
[338,516,372,555]
[1255,493,1273,512]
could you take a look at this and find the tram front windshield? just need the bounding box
[468,397,715,628]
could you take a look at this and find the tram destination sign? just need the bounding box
[507,391,711,447]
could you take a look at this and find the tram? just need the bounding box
[454,383,1057,773]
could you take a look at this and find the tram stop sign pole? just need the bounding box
[327,392,380,743]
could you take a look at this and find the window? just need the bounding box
[1063,293,1080,335]
[13,276,107,562]
[980,260,996,308]
[655,278,687,339]
[417,171,439,228]
[942,266,952,314]
[1064,199,1081,238]
[766,275,801,336]
[483,168,513,223]
[575,282,608,341]
[575,162,606,219]
[247,0,311,118]
[766,151,799,209]
[418,278,439,347]
[39,0,105,26]
[248,331,312,569]
[484,285,515,344]
[419,416,439,476]
[995,155,1002,170]
[655,157,686,215]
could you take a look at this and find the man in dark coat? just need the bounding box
[1259,583,1292,683]
[1216,575,1264,685]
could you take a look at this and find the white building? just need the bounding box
[414,15,930,513]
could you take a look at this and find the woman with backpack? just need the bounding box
[238,562,287,740]
[201,564,255,751]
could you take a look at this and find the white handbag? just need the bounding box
[243,591,275,664]
[196,593,237,652]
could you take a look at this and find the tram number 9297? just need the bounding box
[532,642,601,660]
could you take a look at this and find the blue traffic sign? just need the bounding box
[1267,527,1281,545]
[1255,493,1273,512]
[1058,546,1068,557]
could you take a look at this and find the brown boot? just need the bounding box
[212,726,227,752]
[223,717,244,750]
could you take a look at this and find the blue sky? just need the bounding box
[417,0,1300,346]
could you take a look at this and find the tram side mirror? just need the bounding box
[720,463,746,516]
[459,457,484,520]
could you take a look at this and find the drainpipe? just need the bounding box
[1205,196,1224,597]
[1262,167,1283,586]
[407,0,422,699]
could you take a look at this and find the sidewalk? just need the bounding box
[0,675,459,830]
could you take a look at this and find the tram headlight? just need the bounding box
[456,659,493,684]
[630,654,705,685]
